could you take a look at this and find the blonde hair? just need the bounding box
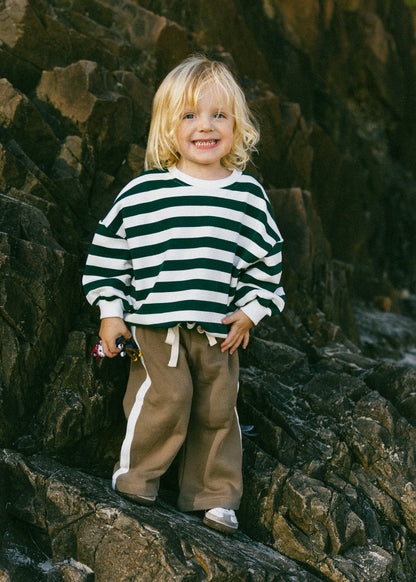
[145,55,259,171]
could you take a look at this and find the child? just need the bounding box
[83,55,285,534]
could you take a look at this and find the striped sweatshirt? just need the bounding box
[83,166,285,337]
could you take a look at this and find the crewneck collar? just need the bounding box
[168,166,241,188]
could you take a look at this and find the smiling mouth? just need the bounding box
[193,139,218,148]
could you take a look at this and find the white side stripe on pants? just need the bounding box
[112,330,151,490]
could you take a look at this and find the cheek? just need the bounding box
[172,126,182,152]
[175,123,189,142]
[227,122,235,139]
[226,127,235,147]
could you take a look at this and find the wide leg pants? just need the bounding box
[112,325,243,511]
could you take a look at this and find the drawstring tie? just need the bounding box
[165,324,217,367]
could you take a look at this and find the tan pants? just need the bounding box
[112,326,242,511]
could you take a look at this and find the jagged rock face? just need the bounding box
[1,0,416,580]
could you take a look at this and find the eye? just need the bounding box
[214,112,226,118]
[183,112,196,119]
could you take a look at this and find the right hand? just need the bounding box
[99,317,131,358]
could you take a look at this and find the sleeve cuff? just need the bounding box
[240,299,271,326]
[98,298,125,319]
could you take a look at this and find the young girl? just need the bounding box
[83,55,285,534]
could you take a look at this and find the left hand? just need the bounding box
[99,317,132,358]
[221,310,254,354]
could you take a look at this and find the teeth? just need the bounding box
[194,140,217,146]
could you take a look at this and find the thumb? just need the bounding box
[122,328,132,340]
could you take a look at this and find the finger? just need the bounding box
[223,311,244,323]
[121,326,132,340]
[220,337,231,352]
[221,332,243,353]
[229,335,243,354]
[109,336,126,356]
[102,341,116,358]
[220,335,233,352]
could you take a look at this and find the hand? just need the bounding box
[221,310,254,354]
[99,317,131,358]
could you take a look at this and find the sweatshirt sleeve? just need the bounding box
[234,190,285,325]
[82,218,133,320]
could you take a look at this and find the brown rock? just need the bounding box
[263,0,325,51]
[0,0,119,76]
[36,60,134,171]
[138,0,272,83]
[0,192,78,446]
[0,450,321,582]
[0,78,59,170]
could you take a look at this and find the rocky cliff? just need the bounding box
[1,0,416,580]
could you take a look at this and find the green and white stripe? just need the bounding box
[83,167,285,336]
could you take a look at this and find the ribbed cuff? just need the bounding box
[98,298,124,319]
[240,299,270,325]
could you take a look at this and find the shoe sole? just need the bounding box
[203,515,238,534]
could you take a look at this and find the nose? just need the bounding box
[198,114,214,131]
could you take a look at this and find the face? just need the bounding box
[175,86,235,179]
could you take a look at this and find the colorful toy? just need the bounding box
[91,337,141,361]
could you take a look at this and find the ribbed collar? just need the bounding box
[168,166,242,188]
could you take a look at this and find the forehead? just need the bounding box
[184,83,233,110]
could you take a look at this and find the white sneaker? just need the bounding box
[203,507,238,534]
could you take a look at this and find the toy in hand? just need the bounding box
[91,337,141,361]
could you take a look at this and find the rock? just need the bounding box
[365,363,416,425]
[0,192,78,446]
[0,450,322,582]
[46,559,94,582]
[0,43,40,94]
[1,0,416,580]
[353,301,416,364]
[252,96,314,190]
[240,0,416,295]
[267,187,359,342]
[0,0,120,84]
[281,470,367,554]
[31,330,128,474]
[243,336,309,376]
[50,135,95,220]
[0,139,80,253]
[36,60,134,172]
[268,188,329,296]
[138,0,272,83]
[237,335,416,580]
[0,78,60,171]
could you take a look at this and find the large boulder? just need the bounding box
[0,449,321,581]
[0,190,77,446]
